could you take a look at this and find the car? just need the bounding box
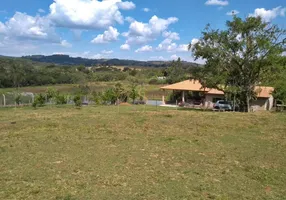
[214,100,233,111]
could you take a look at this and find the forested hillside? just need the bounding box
[22,54,200,68]
[0,57,194,88]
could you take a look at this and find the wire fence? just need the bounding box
[0,92,164,108]
[0,92,34,107]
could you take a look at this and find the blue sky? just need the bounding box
[0,0,285,62]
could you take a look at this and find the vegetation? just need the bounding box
[0,106,286,199]
[166,58,188,84]
[22,54,200,68]
[190,16,286,112]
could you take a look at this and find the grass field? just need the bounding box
[1,106,286,199]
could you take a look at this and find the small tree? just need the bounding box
[32,93,46,108]
[129,84,140,104]
[166,58,187,84]
[101,88,117,105]
[14,93,22,106]
[73,94,82,107]
[92,91,103,105]
[46,87,59,103]
[55,94,68,105]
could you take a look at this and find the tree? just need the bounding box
[129,83,140,104]
[166,58,187,84]
[190,16,286,112]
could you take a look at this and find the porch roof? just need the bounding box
[160,80,274,98]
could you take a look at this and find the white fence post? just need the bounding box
[2,94,5,107]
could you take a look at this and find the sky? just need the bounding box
[0,0,285,63]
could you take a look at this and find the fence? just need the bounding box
[0,92,34,107]
[0,92,92,107]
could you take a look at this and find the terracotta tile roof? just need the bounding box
[255,86,274,98]
[161,80,274,98]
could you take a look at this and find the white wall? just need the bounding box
[205,95,274,111]
[204,94,224,109]
[251,96,274,111]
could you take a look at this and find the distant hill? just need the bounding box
[22,54,201,68]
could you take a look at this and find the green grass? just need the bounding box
[1,106,286,199]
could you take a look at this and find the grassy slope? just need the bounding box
[0,106,286,200]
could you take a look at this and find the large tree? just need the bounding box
[189,16,286,112]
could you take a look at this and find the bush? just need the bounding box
[15,93,22,106]
[73,94,82,107]
[32,93,46,108]
[92,92,103,105]
[55,94,68,105]
[46,87,59,102]
[101,88,117,105]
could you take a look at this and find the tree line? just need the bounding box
[0,57,191,89]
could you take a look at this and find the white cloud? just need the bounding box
[250,7,286,22]
[162,31,180,40]
[123,15,178,44]
[0,22,6,33]
[101,50,113,54]
[120,43,130,50]
[226,10,239,16]
[38,9,45,13]
[156,38,178,52]
[177,44,189,52]
[149,56,165,60]
[135,45,153,53]
[49,0,135,30]
[91,26,119,44]
[60,40,72,47]
[282,52,286,56]
[205,0,229,6]
[0,12,60,43]
[156,34,189,52]
[143,8,150,12]
[171,54,178,60]
[125,16,135,23]
[191,38,199,46]
[92,54,103,59]
[117,1,136,10]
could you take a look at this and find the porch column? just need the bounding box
[162,89,166,105]
[182,91,185,103]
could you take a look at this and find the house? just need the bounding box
[160,80,274,111]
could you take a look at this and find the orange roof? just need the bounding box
[255,86,274,98]
[161,80,274,98]
[161,80,206,91]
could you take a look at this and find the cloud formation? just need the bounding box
[250,6,286,22]
[0,12,60,43]
[91,26,119,44]
[205,0,229,6]
[49,0,135,30]
[123,15,178,45]
[120,43,130,50]
[135,45,153,53]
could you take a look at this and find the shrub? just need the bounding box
[101,88,117,105]
[92,92,103,105]
[73,94,82,107]
[55,94,68,105]
[15,93,22,106]
[32,93,46,108]
[46,87,59,102]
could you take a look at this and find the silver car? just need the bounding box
[214,100,232,111]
